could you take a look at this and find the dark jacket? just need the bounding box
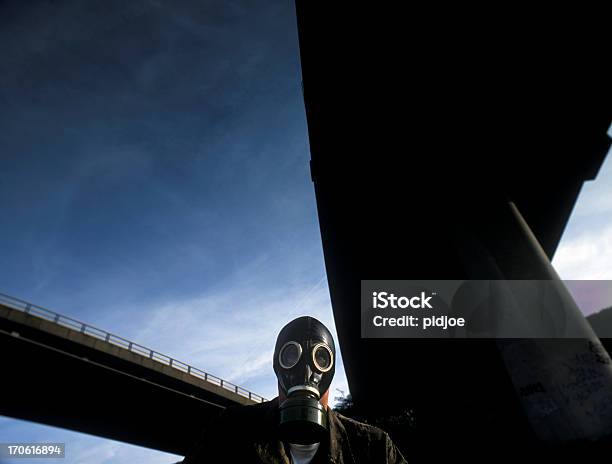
[182,397,407,463]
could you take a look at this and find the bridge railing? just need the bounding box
[0,292,267,403]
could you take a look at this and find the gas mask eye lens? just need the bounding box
[312,343,333,372]
[279,341,302,369]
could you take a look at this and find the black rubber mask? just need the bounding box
[273,316,336,444]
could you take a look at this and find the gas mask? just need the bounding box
[273,316,336,445]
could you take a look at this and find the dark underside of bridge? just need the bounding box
[295,2,611,462]
[0,314,238,456]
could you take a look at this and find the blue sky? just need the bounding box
[551,133,612,314]
[0,1,610,463]
[0,1,347,462]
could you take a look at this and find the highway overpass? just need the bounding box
[0,293,266,455]
[295,1,612,461]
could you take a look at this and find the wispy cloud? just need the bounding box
[123,271,347,401]
[0,417,181,464]
[554,224,612,280]
[552,141,612,317]
[553,145,612,281]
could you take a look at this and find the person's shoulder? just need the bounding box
[331,410,408,463]
[331,409,388,441]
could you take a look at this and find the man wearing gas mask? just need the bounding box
[182,316,407,463]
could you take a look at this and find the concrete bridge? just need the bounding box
[0,293,266,455]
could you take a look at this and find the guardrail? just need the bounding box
[0,292,266,403]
